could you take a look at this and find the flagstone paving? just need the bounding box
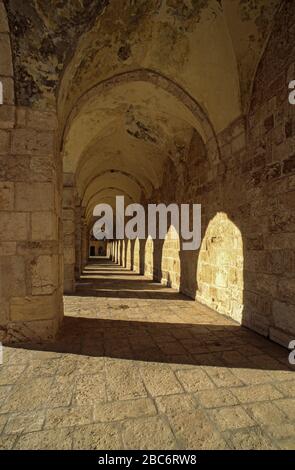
[0,259,294,450]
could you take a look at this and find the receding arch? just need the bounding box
[82,170,145,207]
[61,69,220,170]
[87,187,135,221]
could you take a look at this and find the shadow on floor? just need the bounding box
[75,261,192,300]
[14,316,294,372]
[73,289,191,300]
[11,258,294,373]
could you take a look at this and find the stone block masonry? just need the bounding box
[0,105,64,342]
[0,1,63,342]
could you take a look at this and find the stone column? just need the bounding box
[0,1,64,344]
[126,240,132,270]
[62,174,76,294]
[106,242,112,259]
[81,220,88,270]
[115,241,119,263]
[0,12,64,341]
[0,111,64,343]
[86,228,90,264]
[75,202,82,280]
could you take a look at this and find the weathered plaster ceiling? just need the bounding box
[4,0,108,107]
[223,0,281,110]
[4,0,282,223]
[6,0,281,122]
[58,0,241,133]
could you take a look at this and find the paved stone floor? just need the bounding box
[0,258,294,450]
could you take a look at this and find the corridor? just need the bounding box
[0,259,294,450]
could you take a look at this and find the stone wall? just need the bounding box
[244,0,295,346]
[84,1,295,348]
[139,103,294,346]
[131,1,295,346]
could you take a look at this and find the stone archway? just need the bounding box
[196,212,244,323]
[1,0,294,350]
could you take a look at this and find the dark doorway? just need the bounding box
[90,246,96,257]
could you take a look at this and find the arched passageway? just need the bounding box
[0,0,295,450]
[1,0,293,347]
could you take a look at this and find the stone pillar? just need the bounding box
[0,112,64,343]
[126,240,132,270]
[81,221,88,270]
[62,174,76,294]
[0,6,63,342]
[115,241,119,263]
[106,242,112,259]
[0,1,65,344]
[119,240,123,265]
[75,203,82,280]
[86,228,90,263]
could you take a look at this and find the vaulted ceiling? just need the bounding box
[5,0,282,223]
